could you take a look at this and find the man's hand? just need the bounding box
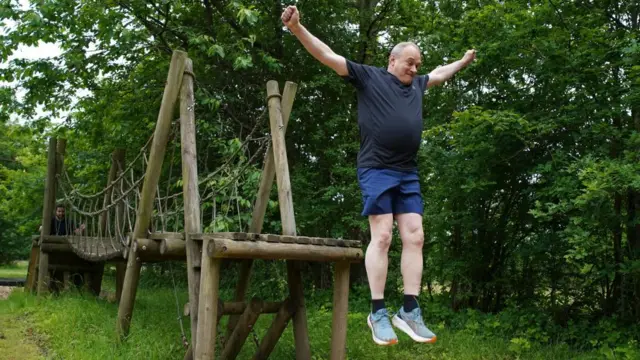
[461,49,476,66]
[74,223,86,235]
[281,5,300,31]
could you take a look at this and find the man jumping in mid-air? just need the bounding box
[281,6,476,345]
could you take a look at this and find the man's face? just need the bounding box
[390,45,422,85]
[55,207,65,219]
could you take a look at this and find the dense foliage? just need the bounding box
[1,0,639,353]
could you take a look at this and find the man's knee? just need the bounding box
[404,224,424,248]
[371,229,393,251]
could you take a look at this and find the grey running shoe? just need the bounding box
[367,308,399,345]
[392,307,437,343]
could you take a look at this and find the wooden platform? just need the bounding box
[39,235,125,261]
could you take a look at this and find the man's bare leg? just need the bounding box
[395,212,424,298]
[391,212,436,343]
[365,213,398,345]
[365,213,394,301]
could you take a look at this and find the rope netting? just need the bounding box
[53,110,270,261]
[155,109,270,235]
[54,134,154,261]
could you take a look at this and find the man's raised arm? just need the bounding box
[281,6,348,76]
[427,49,476,88]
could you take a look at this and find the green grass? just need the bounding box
[0,277,611,360]
[0,261,29,279]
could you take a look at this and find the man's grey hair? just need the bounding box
[390,42,421,58]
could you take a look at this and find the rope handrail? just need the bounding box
[59,133,155,200]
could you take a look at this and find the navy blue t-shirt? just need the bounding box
[50,217,74,236]
[343,60,428,170]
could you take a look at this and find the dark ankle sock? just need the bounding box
[404,294,419,312]
[371,298,385,313]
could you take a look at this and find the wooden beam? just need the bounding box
[220,298,263,359]
[160,238,186,256]
[207,238,363,262]
[221,301,282,315]
[253,299,294,360]
[179,58,203,360]
[227,82,299,340]
[250,81,298,235]
[40,243,72,252]
[132,238,161,254]
[40,236,69,244]
[266,80,310,359]
[117,49,188,339]
[266,83,296,235]
[195,232,361,248]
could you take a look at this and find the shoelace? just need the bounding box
[372,310,393,327]
[405,309,426,326]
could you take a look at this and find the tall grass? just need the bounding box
[0,261,611,360]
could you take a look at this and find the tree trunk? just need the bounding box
[631,107,640,319]
[610,193,623,316]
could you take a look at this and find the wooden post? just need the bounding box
[38,138,65,295]
[36,137,58,295]
[266,80,311,359]
[25,245,40,292]
[253,299,294,360]
[194,255,221,359]
[250,81,298,232]
[227,82,298,338]
[330,261,351,360]
[220,298,262,360]
[116,50,188,339]
[266,81,296,236]
[36,251,50,294]
[179,58,204,358]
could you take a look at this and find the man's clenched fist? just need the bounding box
[281,5,300,30]
[462,49,476,65]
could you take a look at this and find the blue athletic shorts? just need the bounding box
[357,167,423,216]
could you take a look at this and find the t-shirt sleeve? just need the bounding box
[342,60,374,90]
[419,74,430,92]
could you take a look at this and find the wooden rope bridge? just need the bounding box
[25,50,364,360]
